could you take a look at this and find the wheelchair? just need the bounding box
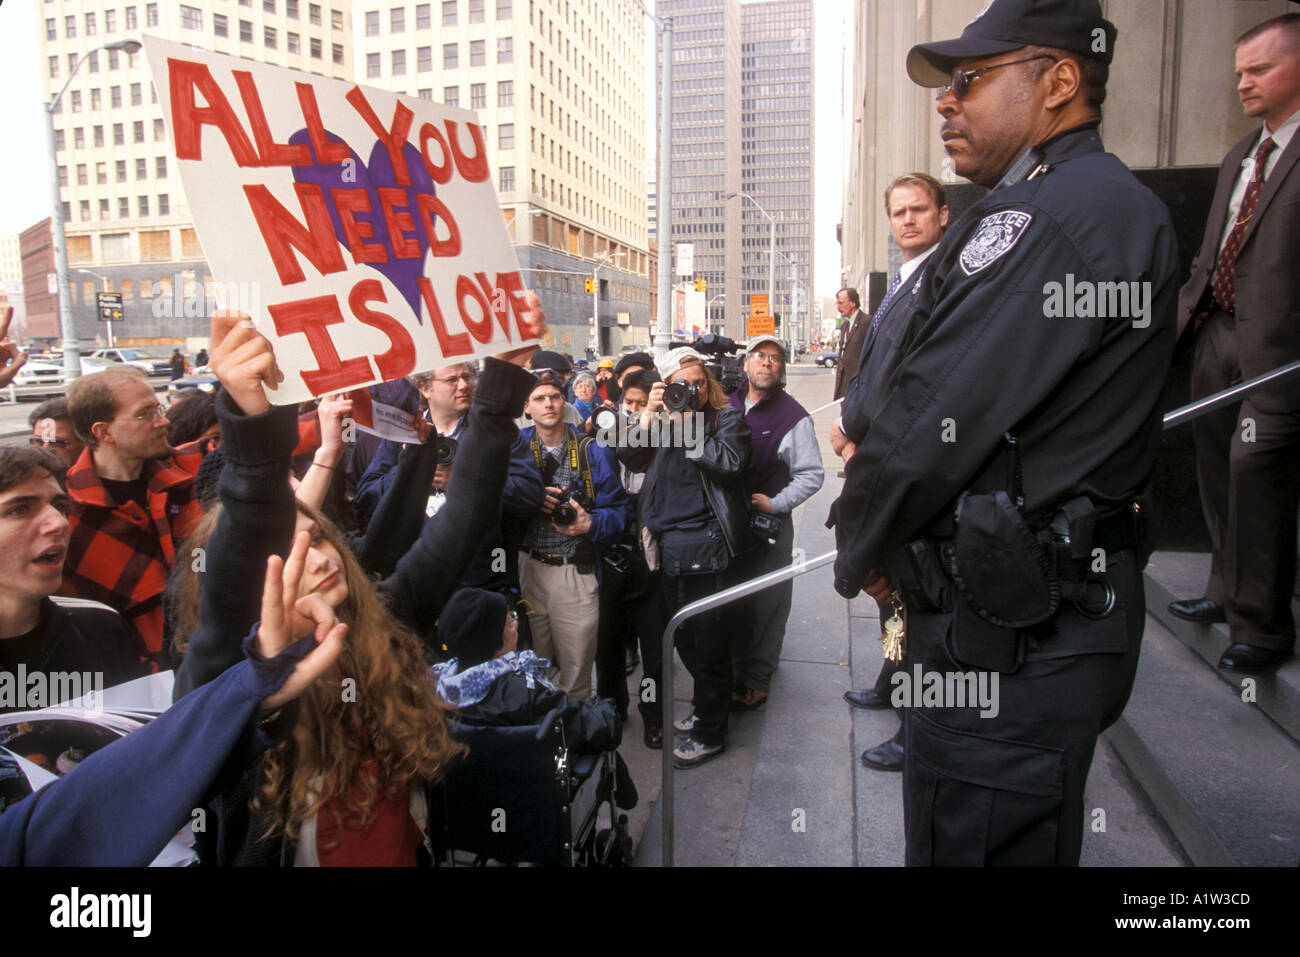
[432,706,635,867]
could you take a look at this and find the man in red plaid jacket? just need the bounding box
[61,368,205,665]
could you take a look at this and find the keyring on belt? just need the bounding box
[1072,578,1116,620]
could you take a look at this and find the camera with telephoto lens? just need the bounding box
[592,406,620,433]
[663,380,701,413]
[689,333,746,395]
[434,434,458,466]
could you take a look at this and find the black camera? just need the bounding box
[434,434,458,466]
[663,380,701,413]
[552,487,578,526]
[688,334,745,395]
[592,406,620,432]
[751,510,783,544]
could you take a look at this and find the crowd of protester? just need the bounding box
[0,297,827,866]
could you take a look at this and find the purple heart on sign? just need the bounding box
[289,129,438,322]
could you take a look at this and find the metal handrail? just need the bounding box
[656,358,1300,866]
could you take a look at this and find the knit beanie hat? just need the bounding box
[439,587,509,668]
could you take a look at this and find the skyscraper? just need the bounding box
[37,0,355,343]
[355,0,650,356]
[657,0,813,340]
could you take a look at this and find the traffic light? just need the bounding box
[694,278,706,292]
[585,278,594,293]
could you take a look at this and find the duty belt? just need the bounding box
[527,550,577,567]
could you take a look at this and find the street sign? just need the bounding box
[746,315,775,337]
[751,293,770,316]
[675,243,694,277]
[96,292,123,322]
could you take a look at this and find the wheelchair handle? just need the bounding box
[535,705,566,741]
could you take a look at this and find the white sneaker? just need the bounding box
[672,712,697,734]
[672,736,725,769]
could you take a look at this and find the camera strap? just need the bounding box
[528,428,596,502]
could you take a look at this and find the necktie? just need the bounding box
[869,271,905,337]
[1212,136,1276,312]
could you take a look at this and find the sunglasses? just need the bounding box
[936,54,1058,101]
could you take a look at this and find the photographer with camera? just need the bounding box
[618,348,754,769]
[519,371,632,698]
[727,336,824,711]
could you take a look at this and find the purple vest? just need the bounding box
[729,383,809,498]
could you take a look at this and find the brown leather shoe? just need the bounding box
[730,687,769,711]
[643,723,663,749]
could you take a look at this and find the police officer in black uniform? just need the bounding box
[829,0,1179,865]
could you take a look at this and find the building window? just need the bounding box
[73,127,84,148]
[116,160,127,182]
[263,0,276,11]
[126,6,138,30]
[331,9,343,29]
[133,120,145,143]
[470,40,484,67]
[93,125,104,147]
[146,3,158,27]
[80,201,91,223]
[214,13,228,36]
[498,123,514,149]
[159,194,170,216]
[497,0,512,18]
[497,80,512,106]
[138,196,150,217]
[156,156,167,178]
[418,89,433,101]
[391,50,406,75]
[76,164,88,186]
[288,32,300,54]
[469,0,484,23]
[311,37,322,58]
[499,166,514,191]
[109,86,120,108]
[287,0,299,19]
[470,83,485,109]
[181,5,202,30]
[70,90,81,113]
[113,123,124,146]
[240,19,253,42]
[442,1,456,26]
[443,85,459,107]
[416,3,431,28]
[108,49,120,70]
[99,199,110,220]
[105,8,117,31]
[264,26,277,48]
[332,43,344,64]
[366,53,381,78]
[88,52,99,74]
[443,43,458,68]
[45,18,56,41]
[96,162,107,185]
[497,36,512,63]
[391,7,405,32]
[49,56,58,80]
[365,10,378,35]
[65,15,76,38]
[93,89,104,110]
[119,198,130,219]
[309,3,321,25]
[85,11,97,34]
[154,118,165,141]
[136,158,147,179]
[417,46,432,71]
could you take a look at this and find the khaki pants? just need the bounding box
[520,553,600,699]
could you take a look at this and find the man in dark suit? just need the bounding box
[1169,13,1300,674]
[831,172,949,771]
[832,288,866,401]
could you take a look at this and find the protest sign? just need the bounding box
[144,37,536,407]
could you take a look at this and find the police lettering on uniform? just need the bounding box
[828,0,1179,865]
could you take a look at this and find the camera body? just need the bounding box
[550,486,592,527]
[750,510,783,544]
[434,434,458,467]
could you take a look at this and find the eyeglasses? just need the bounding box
[434,371,477,386]
[935,54,1059,101]
[29,436,74,449]
[123,403,168,423]
[750,352,783,365]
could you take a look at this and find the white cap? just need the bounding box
[746,334,786,357]
[657,346,705,381]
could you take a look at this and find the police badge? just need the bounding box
[959,210,1034,276]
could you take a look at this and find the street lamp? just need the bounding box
[725,191,776,325]
[46,38,142,382]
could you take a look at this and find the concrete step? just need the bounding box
[1107,613,1300,866]
[1143,551,1300,743]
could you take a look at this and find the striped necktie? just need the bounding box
[869,271,905,337]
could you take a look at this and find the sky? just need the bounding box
[0,0,851,299]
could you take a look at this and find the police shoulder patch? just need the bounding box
[959,210,1034,276]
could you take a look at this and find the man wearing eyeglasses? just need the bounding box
[830,0,1178,865]
[61,368,206,666]
[726,336,823,711]
[28,397,86,470]
[1167,14,1300,674]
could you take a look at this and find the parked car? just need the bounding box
[89,348,173,377]
[167,366,218,398]
[815,352,840,368]
[79,354,128,375]
[12,360,66,397]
